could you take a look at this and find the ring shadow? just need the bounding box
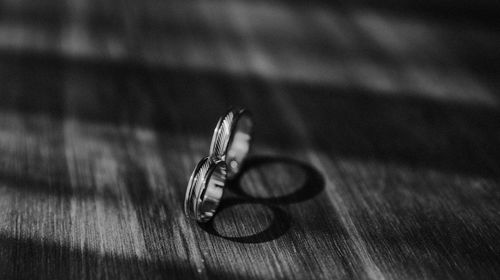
[230,156,326,204]
[199,198,291,244]
[199,155,325,243]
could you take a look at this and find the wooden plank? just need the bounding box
[0,1,498,279]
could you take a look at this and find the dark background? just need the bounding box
[0,0,499,279]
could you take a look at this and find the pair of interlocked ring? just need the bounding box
[184,108,253,222]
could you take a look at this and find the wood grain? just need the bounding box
[0,0,499,279]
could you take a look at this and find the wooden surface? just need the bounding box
[0,0,499,279]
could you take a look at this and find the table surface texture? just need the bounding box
[0,0,499,279]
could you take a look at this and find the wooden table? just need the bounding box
[0,1,499,279]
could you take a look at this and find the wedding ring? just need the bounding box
[184,107,253,223]
[184,157,227,222]
[209,108,253,179]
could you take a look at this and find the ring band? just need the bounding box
[184,157,227,222]
[209,108,253,179]
[185,107,253,223]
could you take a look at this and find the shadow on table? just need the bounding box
[0,234,250,280]
[199,156,325,243]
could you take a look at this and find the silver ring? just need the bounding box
[209,108,253,179]
[184,107,253,223]
[184,157,227,222]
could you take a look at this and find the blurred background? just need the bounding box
[0,0,499,279]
